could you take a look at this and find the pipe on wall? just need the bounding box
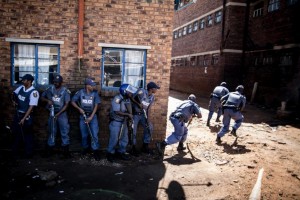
[78,0,84,72]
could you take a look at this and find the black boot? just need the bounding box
[155,141,167,156]
[177,142,186,151]
[206,120,210,126]
[93,150,101,161]
[43,145,54,158]
[62,145,71,159]
[130,145,140,157]
[230,129,237,137]
[215,117,221,122]
[141,143,151,154]
[106,152,115,163]
[216,136,222,144]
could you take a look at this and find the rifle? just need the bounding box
[124,100,133,146]
[49,105,55,143]
[133,90,151,136]
[83,113,96,145]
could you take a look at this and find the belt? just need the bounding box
[134,112,144,115]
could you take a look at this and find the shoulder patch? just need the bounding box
[114,96,122,104]
[33,91,38,98]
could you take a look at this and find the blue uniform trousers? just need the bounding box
[165,116,188,145]
[208,97,222,121]
[107,120,128,154]
[11,112,34,157]
[47,111,70,147]
[79,115,100,150]
[217,108,244,138]
[133,114,153,145]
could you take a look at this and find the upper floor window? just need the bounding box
[287,0,298,5]
[253,2,264,17]
[102,48,146,89]
[10,43,60,87]
[268,0,280,12]
[199,18,205,29]
[174,0,195,10]
[193,21,198,32]
[173,31,178,39]
[207,15,213,27]
[178,29,182,37]
[183,26,187,36]
[188,24,193,34]
[212,54,219,65]
[215,10,222,23]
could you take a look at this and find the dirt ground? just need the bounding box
[1,90,300,200]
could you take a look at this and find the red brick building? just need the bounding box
[171,0,300,111]
[0,0,174,150]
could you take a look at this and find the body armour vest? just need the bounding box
[47,86,66,113]
[17,87,35,113]
[79,90,96,113]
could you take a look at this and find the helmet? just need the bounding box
[119,84,130,96]
[220,82,227,87]
[188,94,196,102]
[119,84,138,97]
[236,85,244,93]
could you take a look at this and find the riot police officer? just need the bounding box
[130,81,160,156]
[156,94,202,156]
[41,74,71,158]
[207,82,229,126]
[216,85,246,143]
[106,84,137,162]
[11,74,39,159]
[71,77,101,161]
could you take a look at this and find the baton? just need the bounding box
[49,105,55,143]
[83,114,96,145]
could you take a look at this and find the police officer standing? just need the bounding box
[216,85,246,143]
[207,82,229,126]
[106,84,137,162]
[11,74,39,159]
[40,74,71,158]
[131,81,160,155]
[156,94,202,155]
[71,77,101,161]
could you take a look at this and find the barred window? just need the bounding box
[183,26,187,36]
[188,24,193,34]
[207,15,213,26]
[268,0,280,12]
[199,18,205,29]
[193,21,198,32]
[215,10,222,23]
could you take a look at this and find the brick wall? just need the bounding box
[0,0,174,150]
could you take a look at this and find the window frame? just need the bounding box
[101,47,147,90]
[215,10,222,23]
[199,18,205,29]
[10,42,60,88]
[268,0,280,12]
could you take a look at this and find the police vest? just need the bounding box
[47,86,67,112]
[79,90,96,114]
[17,87,35,113]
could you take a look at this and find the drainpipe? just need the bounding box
[241,0,250,84]
[78,0,84,72]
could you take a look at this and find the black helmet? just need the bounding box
[220,82,227,87]
[188,94,196,102]
[236,85,244,93]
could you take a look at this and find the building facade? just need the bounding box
[0,0,174,150]
[171,0,300,111]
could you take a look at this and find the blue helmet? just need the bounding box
[119,84,130,96]
[119,84,138,97]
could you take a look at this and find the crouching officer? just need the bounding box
[40,74,71,158]
[216,85,246,143]
[207,82,229,126]
[106,84,137,162]
[156,94,202,156]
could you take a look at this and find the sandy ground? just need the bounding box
[1,90,300,200]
